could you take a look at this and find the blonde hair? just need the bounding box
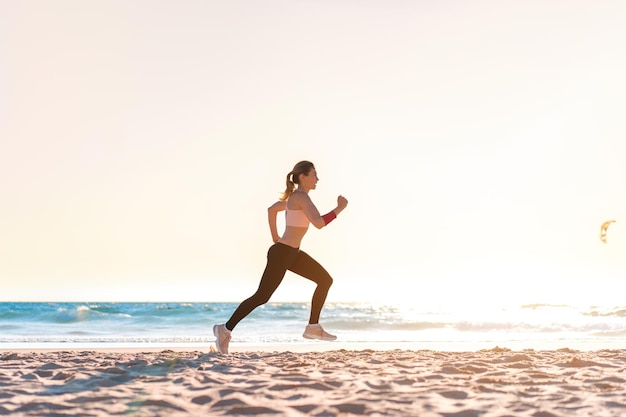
[280,161,315,201]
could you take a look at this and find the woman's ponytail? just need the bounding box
[280,172,295,201]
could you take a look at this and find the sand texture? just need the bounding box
[0,348,625,416]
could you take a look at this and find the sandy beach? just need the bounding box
[0,347,624,416]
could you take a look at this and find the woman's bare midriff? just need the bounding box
[278,226,309,248]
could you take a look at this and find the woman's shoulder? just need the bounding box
[288,191,313,209]
[269,200,287,212]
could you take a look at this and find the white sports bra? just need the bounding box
[285,205,310,228]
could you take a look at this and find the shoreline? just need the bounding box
[1,337,624,354]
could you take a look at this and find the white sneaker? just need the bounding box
[213,324,232,354]
[303,324,337,341]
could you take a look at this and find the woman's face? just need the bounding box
[299,168,319,191]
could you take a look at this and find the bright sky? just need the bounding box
[2,1,626,306]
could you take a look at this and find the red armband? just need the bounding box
[322,211,337,225]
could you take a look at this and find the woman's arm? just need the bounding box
[268,201,286,242]
[298,194,348,229]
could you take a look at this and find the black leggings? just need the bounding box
[225,243,333,331]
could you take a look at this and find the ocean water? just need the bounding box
[0,302,624,351]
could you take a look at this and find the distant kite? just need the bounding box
[600,220,616,243]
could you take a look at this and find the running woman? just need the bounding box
[213,160,348,354]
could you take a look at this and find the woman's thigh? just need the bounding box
[288,250,332,285]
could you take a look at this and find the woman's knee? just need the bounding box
[247,291,272,307]
[321,275,333,289]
